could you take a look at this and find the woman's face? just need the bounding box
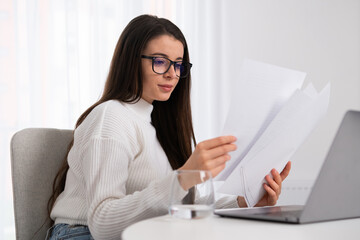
[141,34,184,103]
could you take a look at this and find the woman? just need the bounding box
[47,14,291,239]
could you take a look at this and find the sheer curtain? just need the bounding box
[1,0,227,238]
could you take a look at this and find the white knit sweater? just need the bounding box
[51,99,238,239]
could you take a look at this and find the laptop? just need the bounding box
[215,110,360,224]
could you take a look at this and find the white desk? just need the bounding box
[122,214,360,240]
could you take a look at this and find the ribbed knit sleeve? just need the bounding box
[215,195,239,209]
[81,138,187,239]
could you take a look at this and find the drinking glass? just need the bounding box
[169,170,215,219]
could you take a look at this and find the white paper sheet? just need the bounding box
[216,59,330,207]
[217,59,306,181]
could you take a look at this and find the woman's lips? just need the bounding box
[158,84,173,92]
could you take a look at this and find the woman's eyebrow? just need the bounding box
[150,52,183,61]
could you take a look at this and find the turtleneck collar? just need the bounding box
[124,98,154,123]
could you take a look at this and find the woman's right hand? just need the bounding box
[179,135,237,178]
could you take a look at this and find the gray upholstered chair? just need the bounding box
[10,128,73,240]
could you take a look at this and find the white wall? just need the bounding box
[191,0,360,189]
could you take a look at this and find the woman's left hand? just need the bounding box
[236,161,291,208]
[255,161,292,207]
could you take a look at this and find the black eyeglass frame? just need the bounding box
[141,55,193,78]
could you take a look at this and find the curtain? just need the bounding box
[0,0,226,238]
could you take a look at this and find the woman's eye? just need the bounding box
[154,58,166,66]
[175,63,183,71]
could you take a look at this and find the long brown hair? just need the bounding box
[47,14,196,219]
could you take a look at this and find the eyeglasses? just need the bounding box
[141,55,192,78]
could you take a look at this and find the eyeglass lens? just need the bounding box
[153,57,189,77]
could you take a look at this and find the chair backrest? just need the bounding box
[10,128,73,240]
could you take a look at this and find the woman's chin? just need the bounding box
[156,94,172,102]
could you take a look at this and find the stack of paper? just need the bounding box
[216,59,330,207]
